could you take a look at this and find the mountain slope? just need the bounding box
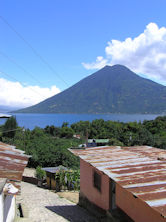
[15,65,166,114]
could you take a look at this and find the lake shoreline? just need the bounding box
[0,113,162,130]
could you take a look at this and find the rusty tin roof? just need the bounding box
[42,166,68,174]
[0,142,29,195]
[69,145,166,218]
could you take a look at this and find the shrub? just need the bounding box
[35,166,46,180]
[55,169,80,191]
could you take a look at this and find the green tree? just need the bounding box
[60,127,74,138]
[62,122,69,128]
[3,116,18,138]
[71,121,91,137]
[109,138,124,146]
[44,125,61,137]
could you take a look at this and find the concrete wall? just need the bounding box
[22,176,38,185]
[4,195,16,222]
[116,183,166,222]
[80,159,110,210]
[0,192,4,222]
[0,192,16,222]
[80,159,166,221]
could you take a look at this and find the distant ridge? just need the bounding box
[15,65,166,114]
[0,105,23,113]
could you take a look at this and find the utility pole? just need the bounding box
[85,130,88,147]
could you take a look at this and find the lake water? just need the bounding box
[0,113,162,130]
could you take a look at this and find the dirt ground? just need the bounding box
[23,167,36,177]
[57,191,79,204]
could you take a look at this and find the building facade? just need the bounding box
[70,146,166,222]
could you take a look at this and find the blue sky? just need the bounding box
[1,0,166,107]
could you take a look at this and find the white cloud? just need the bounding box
[82,56,108,70]
[0,78,60,108]
[82,23,166,82]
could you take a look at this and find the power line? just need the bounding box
[0,128,22,134]
[0,69,21,82]
[0,15,69,87]
[0,51,43,85]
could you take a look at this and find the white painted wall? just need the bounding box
[0,192,4,222]
[0,193,16,222]
[3,195,15,222]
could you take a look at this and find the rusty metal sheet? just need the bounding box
[0,142,29,195]
[69,145,166,218]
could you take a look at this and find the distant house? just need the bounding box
[78,139,109,149]
[0,142,29,222]
[73,134,81,139]
[69,145,166,222]
[87,139,109,147]
[42,166,68,190]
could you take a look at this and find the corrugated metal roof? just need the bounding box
[42,166,68,173]
[88,139,109,143]
[69,145,166,218]
[0,178,7,193]
[0,114,11,118]
[0,142,29,195]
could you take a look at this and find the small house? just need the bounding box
[73,134,81,139]
[42,166,67,190]
[87,139,109,147]
[69,145,166,222]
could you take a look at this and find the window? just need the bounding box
[109,179,116,211]
[93,171,101,191]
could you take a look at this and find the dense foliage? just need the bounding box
[35,166,46,180]
[16,65,166,114]
[2,116,18,138]
[55,169,80,191]
[70,117,166,149]
[2,116,166,169]
[2,124,80,169]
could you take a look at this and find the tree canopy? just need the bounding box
[2,115,166,169]
[2,116,18,138]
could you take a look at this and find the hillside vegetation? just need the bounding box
[1,116,166,169]
[16,65,166,114]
